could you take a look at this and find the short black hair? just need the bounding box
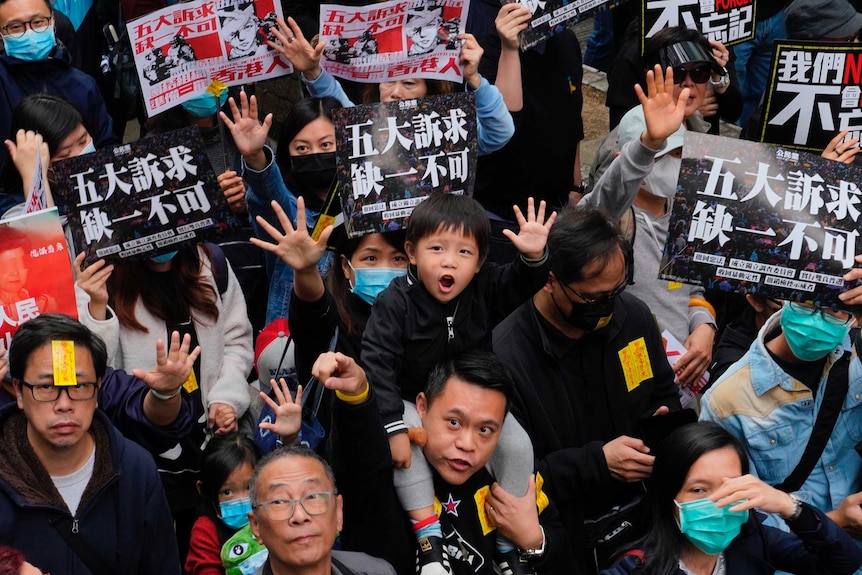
[9,314,108,381]
[275,96,342,173]
[199,432,260,505]
[249,445,337,506]
[9,93,83,158]
[405,193,490,262]
[547,206,631,285]
[424,350,513,413]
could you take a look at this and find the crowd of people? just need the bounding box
[3,0,862,574]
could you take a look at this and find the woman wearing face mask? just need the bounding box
[0,93,95,218]
[583,62,717,393]
[601,421,862,575]
[73,243,254,562]
[268,12,523,156]
[222,91,342,324]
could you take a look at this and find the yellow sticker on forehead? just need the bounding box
[618,337,653,392]
[206,79,228,96]
[52,340,77,386]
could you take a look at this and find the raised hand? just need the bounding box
[503,197,556,260]
[259,379,303,444]
[133,331,201,397]
[496,4,531,51]
[635,64,689,151]
[250,198,333,272]
[268,16,325,79]
[220,91,272,168]
[458,33,484,90]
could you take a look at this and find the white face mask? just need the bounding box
[640,154,682,199]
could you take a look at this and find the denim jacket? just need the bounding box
[243,146,333,323]
[302,69,514,156]
[700,311,862,514]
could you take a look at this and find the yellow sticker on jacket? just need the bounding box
[618,337,653,391]
[668,281,682,290]
[536,472,549,513]
[51,340,76,386]
[183,370,199,393]
[474,485,495,535]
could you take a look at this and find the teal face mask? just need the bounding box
[181,91,228,118]
[80,139,96,155]
[3,27,55,61]
[675,498,747,555]
[349,263,406,305]
[150,250,179,263]
[219,497,252,530]
[780,302,852,361]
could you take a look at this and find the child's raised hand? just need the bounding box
[503,197,556,260]
[389,433,412,469]
[220,92,272,168]
[250,198,333,272]
[259,379,303,445]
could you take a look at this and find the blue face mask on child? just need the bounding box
[349,263,406,305]
[675,498,747,555]
[3,27,55,61]
[219,497,252,529]
[181,92,228,118]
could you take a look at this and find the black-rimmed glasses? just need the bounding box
[1,15,53,38]
[17,380,97,402]
[253,491,336,521]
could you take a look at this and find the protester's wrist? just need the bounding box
[302,66,323,81]
[150,387,182,401]
[335,381,370,403]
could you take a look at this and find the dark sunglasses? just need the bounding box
[672,64,711,85]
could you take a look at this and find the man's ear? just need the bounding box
[335,493,344,532]
[415,392,427,420]
[249,511,262,544]
[541,271,557,294]
[404,241,417,265]
[13,380,24,410]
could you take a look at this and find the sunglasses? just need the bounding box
[672,64,711,84]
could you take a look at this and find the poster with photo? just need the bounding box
[641,0,754,48]
[760,41,862,153]
[334,93,478,237]
[0,208,77,349]
[128,0,290,116]
[51,127,241,266]
[318,0,468,83]
[518,0,628,51]
[660,131,862,308]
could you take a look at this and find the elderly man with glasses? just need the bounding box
[0,313,181,574]
[248,446,396,575]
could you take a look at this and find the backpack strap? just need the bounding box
[206,242,229,296]
[50,514,115,575]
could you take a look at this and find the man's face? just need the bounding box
[0,247,28,295]
[671,62,709,118]
[0,0,50,33]
[249,456,343,573]
[416,376,507,485]
[15,342,99,456]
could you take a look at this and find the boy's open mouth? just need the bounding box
[440,275,454,289]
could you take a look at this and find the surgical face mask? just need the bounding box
[150,250,178,263]
[181,91,229,118]
[675,498,747,555]
[349,262,406,305]
[219,497,252,529]
[780,302,853,361]
[3,26,55,61]
[291,152,336,191]
[641,154,682,199]
[80,139,95,155]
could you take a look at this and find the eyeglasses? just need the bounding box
[17,380,98,402]
[254,491,335,521]
[559,276,628,305]
[1,15,53,38]
[788,301,854,326]
[672,64,711,85]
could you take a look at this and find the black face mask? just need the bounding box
[291,152,336,191]
[552,291,616,332]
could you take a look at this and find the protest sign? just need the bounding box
[0,208,77,350]
[660,131,862,308]
[518,0,628,51]
[334,93,478,238]
[318,0,467,83]
[51,127,241,266]
[760,41,862,152]
[128,0,290,116]
[641,0,754,48]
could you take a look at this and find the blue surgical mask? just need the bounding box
[80,139,95,155]
[181,92,228,118]
[150,250,179,263]
[780,302,852,361]
[675,498,747,555]
[219,497,252,530]
[3,27,55,61]
[349,263,406,305]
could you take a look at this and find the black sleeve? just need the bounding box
[289,288,339,385]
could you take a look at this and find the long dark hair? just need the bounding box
[636,422,748,575]
[198,433,260,540]
[108,245,220,332]
[275,97,342,197]
[327,230,406,338]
